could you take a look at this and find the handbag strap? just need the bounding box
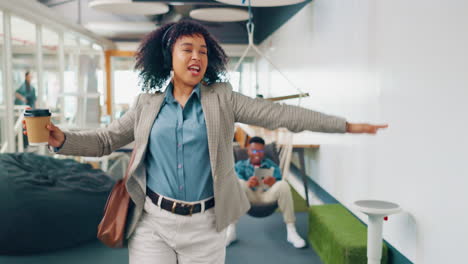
[123,150,137,182]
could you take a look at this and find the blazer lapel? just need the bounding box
[131,92,165,192]
[138,92,165,148]
[200,84,220,181]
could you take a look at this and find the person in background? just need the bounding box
[227,136,306,248]
[24,20,388,264]
[15,71,37,108]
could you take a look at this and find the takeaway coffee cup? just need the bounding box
[24,109,51,146]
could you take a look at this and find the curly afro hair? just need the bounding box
[135,20,228,91]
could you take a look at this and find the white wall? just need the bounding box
[256,0,468,263]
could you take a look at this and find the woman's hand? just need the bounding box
[346,123,388,134]
[22,120,66,148]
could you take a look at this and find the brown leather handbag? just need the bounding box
[97,150,137,248]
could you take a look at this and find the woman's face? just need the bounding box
[171,34,208,87]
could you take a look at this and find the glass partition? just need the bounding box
[11,15,37,150]
[228,56,256,97]
[62,33,79,127]
[0,4,109,153]
[59,34,105,129]
[41,26,61,123]
[78,38,102,128]
[79,52,101,127]
[11,15,37,109]
[111,56,139,119]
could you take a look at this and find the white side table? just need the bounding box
[354,200,401,264]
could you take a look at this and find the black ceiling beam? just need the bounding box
[252,0,311,44]
[135,0,311,45]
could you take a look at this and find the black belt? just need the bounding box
[146,188,215,216]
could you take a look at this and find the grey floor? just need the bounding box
[226,212,323,264]
[0,212,322,264]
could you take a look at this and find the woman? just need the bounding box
[15,71,37,108]
[25,20,387,263]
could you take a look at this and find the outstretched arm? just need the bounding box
[346,123,388,134]
[226,83,387,135]
[53,94,142,157]
[230,89,347,134]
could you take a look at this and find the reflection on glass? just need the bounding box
[79,38,91,48]
[112,56,140,119]
[61,35,104,128]
[228,57,256,97]
[92,43,103,51]
[79,53,101,126]
[64,34,78,94]
[63,96,78,125]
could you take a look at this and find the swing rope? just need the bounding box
[232,0,308,105]
[232,0,312,206]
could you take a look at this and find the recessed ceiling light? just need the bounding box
[215,0,307,7]
[89,0,169,15]
[190,8,249,22]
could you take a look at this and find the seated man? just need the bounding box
[226,136,306,248]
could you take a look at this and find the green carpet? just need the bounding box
[308,204,388,264]
[291,184,310,212]
[275,184,309,213]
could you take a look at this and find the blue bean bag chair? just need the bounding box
[0,153,115,255]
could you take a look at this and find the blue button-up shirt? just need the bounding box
[234,158,282,182]
[145,83,213,202]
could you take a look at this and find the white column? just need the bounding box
[36,23,44,109]
[3,12,15,152]
[77,37,84,127]
[99,49,106,126]
[58,32,65,125]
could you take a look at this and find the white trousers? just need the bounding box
[128,196,227,264]
[238,179,296,224]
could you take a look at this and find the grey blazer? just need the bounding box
[57,82,346,237]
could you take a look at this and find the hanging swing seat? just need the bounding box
[247,202,278,217]
[233,141,285,218]
[232,0,311,218]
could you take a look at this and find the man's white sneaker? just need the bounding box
[286,223,306,248]
[225,224,237,247]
